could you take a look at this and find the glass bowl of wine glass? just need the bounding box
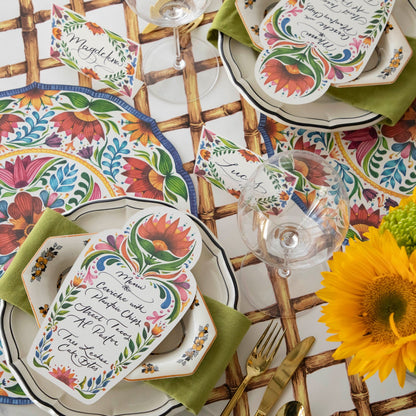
[125,0,219,103]
[237,150,350,313]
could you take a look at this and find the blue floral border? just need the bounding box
[0,82,198,217]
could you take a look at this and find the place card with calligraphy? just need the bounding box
[50,4,142,97]
[194,127,263,198]
[255,0,396,104]
[28,207,200,403]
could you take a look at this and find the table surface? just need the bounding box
[1,1,416,415]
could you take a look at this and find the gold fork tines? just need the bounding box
[220,321,285,416]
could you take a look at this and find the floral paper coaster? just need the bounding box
[255,0,396,103]
[28,207,201,403]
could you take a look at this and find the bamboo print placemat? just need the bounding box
[1,0,416,415]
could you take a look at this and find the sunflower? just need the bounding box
[317,227,416,387]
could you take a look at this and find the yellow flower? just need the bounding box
[317,227,416,387]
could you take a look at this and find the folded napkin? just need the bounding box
[0,208,86,315]
[207,0,416,126]
[0,208,251,414]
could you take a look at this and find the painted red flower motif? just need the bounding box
[342,127,378,166]
[0,192,44,255]
[381,100,416,158]
[350,204,381,239]
[122,157,164,200]
[0,113,24,137]
[261,59,314,96]
[138,213,194,258]
[293,153,329,186]
[85,21,105,35]
[0,155,53,188]
[238,149,260,163]
[49,366,77,389]
[50,109,105,143]
[81,68,100,80]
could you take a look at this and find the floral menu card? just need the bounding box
[28,207,201,404]
[50,4,142,97]
[255,0,396,104]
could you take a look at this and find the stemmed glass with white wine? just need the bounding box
[125,0,219,103]
[237,150,349,315]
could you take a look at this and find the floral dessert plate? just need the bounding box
[21,234,217,381]
[1,197,238,416]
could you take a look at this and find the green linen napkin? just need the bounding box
[207,0,416,126]
[0,208,86,315]
[147,296,251,414]
[0,208,251,414]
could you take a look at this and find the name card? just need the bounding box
[255,0,396,103]
[51,4,143,97]
[28,207,201,403]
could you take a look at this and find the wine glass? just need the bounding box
[237,150,349,314]
[125,0,219,103]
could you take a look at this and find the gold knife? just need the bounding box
[254,336,315,416]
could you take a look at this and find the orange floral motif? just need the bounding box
[126,63,135,75]
[261,60,314,96]
[81,67,100,80]
[238,149,260,162]
[122,113,160,146]
[13,88,57,112]
[138,213,194,258]
[52,27,62,40]
[49,366,78,389]
[122,157,165,200]
[200,149,211,160]
[85,21,105,35]
[51,108,105,143]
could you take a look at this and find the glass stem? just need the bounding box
[173,26,185,71]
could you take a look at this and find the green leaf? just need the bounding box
[61,92,90,109]
[65,10,87,23]
[0,99,13,112]
[157,149,173,175]
[60,58,80,71]
[89,99,120,113]
[129,338,135,353]
[4,383,26,396]
[165,175,188,200]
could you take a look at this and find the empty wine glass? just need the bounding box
[125,0,219,103]
[237,150,349,313]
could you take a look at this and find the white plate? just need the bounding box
[335,16,413,88]
[220,0,416,131]
[0,197,238,416]
[21,234,217,382]
[219,32,384,131]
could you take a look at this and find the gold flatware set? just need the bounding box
[221,320,314,416]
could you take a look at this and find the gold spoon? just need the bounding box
[275,401,305,416]
[142,14,204,34]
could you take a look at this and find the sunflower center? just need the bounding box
[148,170,164,191]
[286,64,300,75]
[362,274,416,343]
[153,240,168,252]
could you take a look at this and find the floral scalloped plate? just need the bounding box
[21,230,216,384]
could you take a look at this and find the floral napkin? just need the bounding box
[207,0,416,125]
[0,208,251,414]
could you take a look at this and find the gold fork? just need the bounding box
[221,321,285,416]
